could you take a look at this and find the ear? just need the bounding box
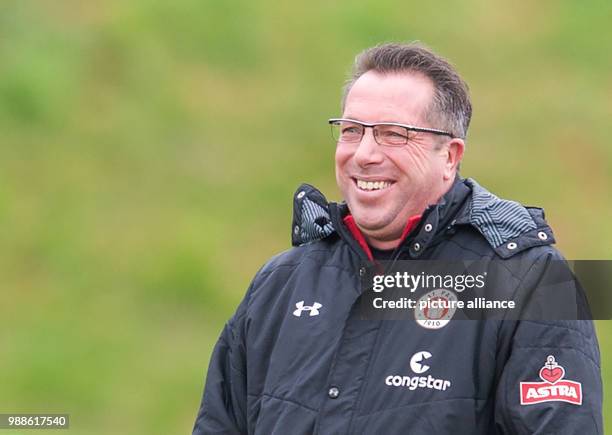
[443,138,465,180]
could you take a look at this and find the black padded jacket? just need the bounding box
[193,177,602,435]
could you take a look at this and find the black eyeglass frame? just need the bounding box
[328,118,454,146]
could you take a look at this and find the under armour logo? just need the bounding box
[293,301,322,317]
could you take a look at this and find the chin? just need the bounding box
[351,211,390,232]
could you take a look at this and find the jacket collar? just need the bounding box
[341,213,422,261]
[290,177,555,259]
[458,178,556,258]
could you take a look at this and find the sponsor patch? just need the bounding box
[385,351,452,392]
[520,355,582,406]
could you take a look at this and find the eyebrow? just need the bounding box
[342,115,419,125]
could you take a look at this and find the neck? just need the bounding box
[365,233,402,250]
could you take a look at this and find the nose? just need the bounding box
[353,127,385,168]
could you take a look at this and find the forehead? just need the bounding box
[343,70,434,124]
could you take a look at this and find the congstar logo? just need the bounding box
[410,351,432,374]
[385,351,452,392]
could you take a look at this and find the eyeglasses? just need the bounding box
[328,118,453,147]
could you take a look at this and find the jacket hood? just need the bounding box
[290,177,555,259]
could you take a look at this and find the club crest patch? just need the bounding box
[414,289,457,330]
[520,355,582,405]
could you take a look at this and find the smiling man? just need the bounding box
[193,43,602,434]
[333,68,464,250]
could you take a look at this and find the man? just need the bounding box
[193,43,602,434]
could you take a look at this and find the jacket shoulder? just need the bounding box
[460,178,557,259]
[245,236,350,302]
[256,236,342,276]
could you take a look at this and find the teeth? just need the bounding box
[356,179,391,191]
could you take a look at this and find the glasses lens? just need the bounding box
[374,125,411,146]
[331,121,363,143]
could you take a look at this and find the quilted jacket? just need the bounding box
[193,177,602,434]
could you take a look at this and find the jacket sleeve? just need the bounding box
[494,253,603,434]
[192,297,249,435]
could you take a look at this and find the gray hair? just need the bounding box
[342,42,472,140]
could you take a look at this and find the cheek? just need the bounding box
[387,150,421,174]
[335,146,353,172]
[335,147,349,190]
[389,147,437,175]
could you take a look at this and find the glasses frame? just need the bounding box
[328,118,454,147]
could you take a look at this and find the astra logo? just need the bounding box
[292,301,322,317]
[385,351,452,392]
[520,355,582,406]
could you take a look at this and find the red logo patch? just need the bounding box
[539,364,565,384]
[520,355,582,406]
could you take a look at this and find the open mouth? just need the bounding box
[353,177,395,192]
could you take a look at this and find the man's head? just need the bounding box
[334,42,471,249]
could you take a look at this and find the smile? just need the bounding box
[354,178,394,191]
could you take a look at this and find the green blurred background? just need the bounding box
[0,0,610,433]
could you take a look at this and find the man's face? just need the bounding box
[335,71,458,248]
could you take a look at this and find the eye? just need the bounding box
[386,131,408,139]
[331,121,363,142]
[342,126,361,134]
[339,123,363,140]
[378,126,410,143]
